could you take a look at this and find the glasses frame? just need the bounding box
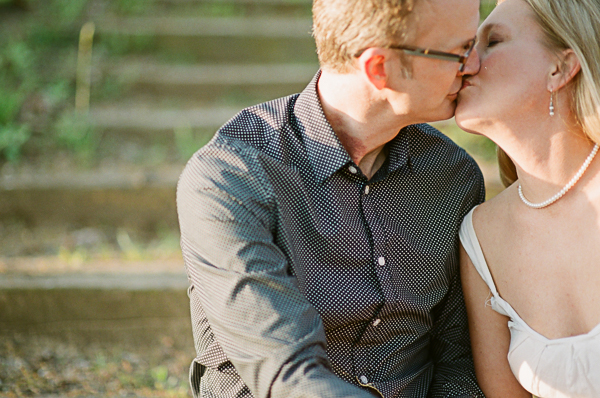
[356,37,477,72]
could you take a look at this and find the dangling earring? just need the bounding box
[549,90,555,116]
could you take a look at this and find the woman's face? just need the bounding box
[455,0,556,134]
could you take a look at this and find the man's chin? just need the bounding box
[428,102,457,123]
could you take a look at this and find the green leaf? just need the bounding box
[0,123,32,162]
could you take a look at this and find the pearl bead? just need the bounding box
[518,144,599,209]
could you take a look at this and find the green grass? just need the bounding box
[0,334,191,397]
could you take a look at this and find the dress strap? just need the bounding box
[459,206,501,297]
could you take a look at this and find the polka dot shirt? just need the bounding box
[177,71,486,398]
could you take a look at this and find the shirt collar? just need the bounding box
[387,126,412,174]
[293,70,412,184]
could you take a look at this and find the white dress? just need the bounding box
[459,207,600,398]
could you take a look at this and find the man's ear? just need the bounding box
[548,49,581,91]
[357,48,389,90]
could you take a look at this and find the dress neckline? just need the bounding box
[464,206,600,344]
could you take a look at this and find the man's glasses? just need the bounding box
[355,37,477,72]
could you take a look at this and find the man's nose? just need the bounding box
[460,47,481,76]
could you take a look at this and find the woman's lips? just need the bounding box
[461,79,473,90]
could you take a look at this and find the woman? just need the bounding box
[455,0,600,397]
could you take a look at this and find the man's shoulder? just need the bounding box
[408,123,467,157]
[212,94,300,150]
[178,94,301,194]
[182,93,301,172]
[406,123,485,206]
[408,123,482,175]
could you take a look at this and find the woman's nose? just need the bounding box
[460,47,481,76]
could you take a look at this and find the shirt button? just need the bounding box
[348,166,358,174]
[372,318,381,327]
[359,375,369,384]
[364,185,370,194]
[377,256,386,266]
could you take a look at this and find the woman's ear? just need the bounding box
[357,48,389,90]
[548,49,581,91]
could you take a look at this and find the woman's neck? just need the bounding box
[493,119,597,205]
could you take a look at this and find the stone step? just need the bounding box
[98,61,317,104]
[0,271,188,290]
[95,16,317,63]
[89,104,238,134]
[1,288,192,347]
[156,0,311,6]
[121,0,312,17]
[159,0,311,4]
[0,253,190,347]
[0,166,182,229]
[0,283,191,347]
[96,15,312,37]
[87,105,226,163]
[108,61,317,86]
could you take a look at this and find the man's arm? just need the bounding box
[427,254,484,398]
[427,163,486,398]
[178,145,372,398]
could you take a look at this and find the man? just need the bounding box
[177,0,484,396]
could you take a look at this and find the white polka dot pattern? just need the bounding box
[177,71,485,398]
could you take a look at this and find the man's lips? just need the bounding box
[450,79,474,98]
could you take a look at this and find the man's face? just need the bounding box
[385,0,480,124]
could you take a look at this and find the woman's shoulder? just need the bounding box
[472,182,517,234]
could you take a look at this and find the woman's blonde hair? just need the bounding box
[498,0,600,186]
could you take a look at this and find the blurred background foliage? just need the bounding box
[0,0,89,163]
[0,0,498,166]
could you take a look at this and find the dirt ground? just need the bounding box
[0,332,193,397]
[0,238,193,397]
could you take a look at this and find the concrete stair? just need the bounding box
[1,0,317,352]
[0,257,191,348]
[102,61,317,104]
[0,166,181,229]
[1,0,318,232]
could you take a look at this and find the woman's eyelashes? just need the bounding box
[486,33,501,48]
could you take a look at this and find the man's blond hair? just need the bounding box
[312,0,419,73]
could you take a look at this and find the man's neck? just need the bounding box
[317,69,410,179]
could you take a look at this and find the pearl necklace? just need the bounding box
[518,143,599,209]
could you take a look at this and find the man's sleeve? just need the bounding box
[177,145,371,398]
[427,259,484,398]
[427,163,486,398]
